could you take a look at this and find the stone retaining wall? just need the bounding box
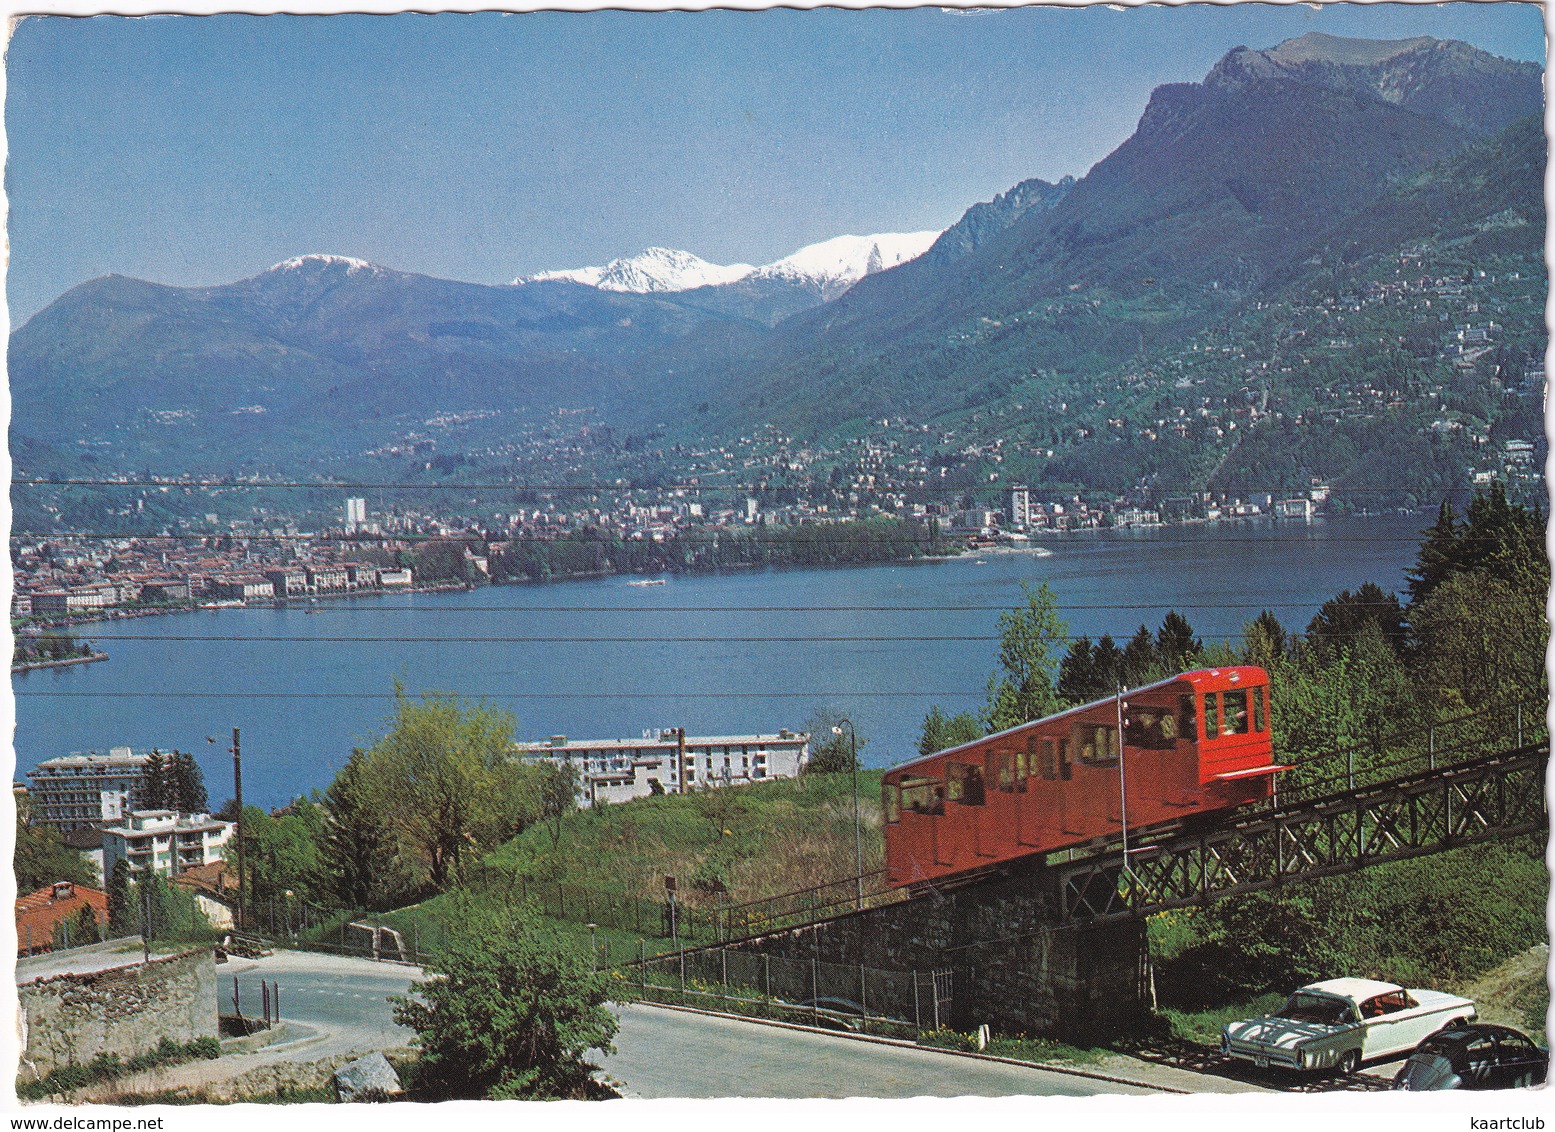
[17,946,218,1081]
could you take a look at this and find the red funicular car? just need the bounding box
[882,667,1285,889]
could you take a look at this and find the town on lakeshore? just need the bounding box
[9,8,1548,1115]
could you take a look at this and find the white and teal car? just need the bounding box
[1221,978,1476,1074]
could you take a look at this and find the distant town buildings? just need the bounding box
[27,748,152,832]
[517,728,811,805]
[100,810,232,879]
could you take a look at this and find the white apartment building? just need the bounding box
[101,810,232,878]
[27,748,153,832]
[516,729,811,806]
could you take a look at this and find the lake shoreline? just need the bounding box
[12,652,108,674]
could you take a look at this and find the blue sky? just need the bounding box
[6,3,1545,321]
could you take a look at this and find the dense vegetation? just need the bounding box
[391,909,619,1101]
[12,629,95,667]
[484,516,949,583]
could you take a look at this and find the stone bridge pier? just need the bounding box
[730,866,1150,1044]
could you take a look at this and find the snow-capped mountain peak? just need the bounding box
[516,247,754,293]
[513,230,942,301]
[268,254,385,276]
[750,231,940,290]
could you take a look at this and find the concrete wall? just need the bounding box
[727,867,1150,1044]
[17,943,218,1081]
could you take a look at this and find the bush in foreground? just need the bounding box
[392,905,620,1100]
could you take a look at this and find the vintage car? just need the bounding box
[1221,978,1476,1074]
[1393,1023,1549,1090]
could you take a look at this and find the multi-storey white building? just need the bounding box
[101,810,232,878]
[1006,484,1031,531]
[516,729,810,805]
[27,748,152,832]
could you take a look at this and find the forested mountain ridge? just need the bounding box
[8,33,1543,497]
[680,33,1542,441]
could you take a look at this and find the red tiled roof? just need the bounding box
[15,883,109,953]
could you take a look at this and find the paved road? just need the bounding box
[602,1004,1155,1098]
[224,949,421,1048]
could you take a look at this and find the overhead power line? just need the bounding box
[33,601,1406,614]
[53,629,1399,644]
[13,689,987,700]
[14,478,1476,493]
[10,530,1447,544]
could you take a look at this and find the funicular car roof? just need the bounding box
[884,667,1268,775]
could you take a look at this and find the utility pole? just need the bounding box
[833,720,863,909]
[216,728,248,932]
[234,727,247,933]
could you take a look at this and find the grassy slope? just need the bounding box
[369,771,885,958]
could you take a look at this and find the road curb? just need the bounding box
[629,999,1195,1095]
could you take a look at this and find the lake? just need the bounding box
[15,514,1430,808]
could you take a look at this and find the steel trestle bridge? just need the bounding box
[1056,740,1547,922]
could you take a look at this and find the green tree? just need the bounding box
[142,749,170,810]
[242,804,323,905]
[984,582,1068,731]
[1121,625,1158,687]
[803,710,867,773]
[1057,637,1099,704]
[1406,498,1460,606]
[67,902,102,948]
[1155,611,1203,672]
[168,752,209,813]
[538,760,581,849]
[1411,569,1547,710]
[107,859,133,934]
[13,798,94,891]
[918,705,983,755]
[1305,583,1407,663]
[392,908,619,1100]
[317,748,404,911]
[1242,611,1289,669]
[359,686,530,889]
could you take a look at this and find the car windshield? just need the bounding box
[1275,992,1354,1026]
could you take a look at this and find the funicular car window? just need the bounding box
[883,782,901,823]
[1203,693,1220,739]
[995,749,1015,792]
[1253,685,1266,732]
[1058,738,1072,780]
[1124,708,1178,750]
[1223,689,1248,735]
[1040,737,1058,780]
[946,761,985,805]
[899,775,943,816]
[1178,693,1198,741]
[1015,744,1030,789]
[1075,722,1119,766]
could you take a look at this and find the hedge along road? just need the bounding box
[602,1004,1155,1098]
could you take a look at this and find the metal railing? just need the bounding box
[621,943,954,1034]
[1268,694,1547,811]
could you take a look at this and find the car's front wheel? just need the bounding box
[1338,1049,1361,1076]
